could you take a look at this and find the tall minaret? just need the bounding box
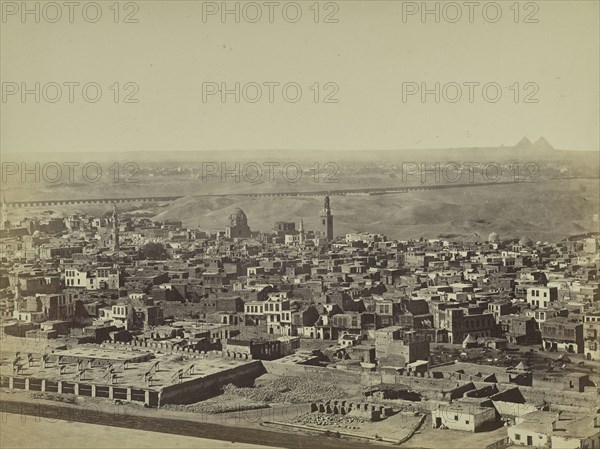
[112,203,120,250]
[320,195,333,242]
[1,195,10,230]
[298,217,305,245]
[13,273,20,317]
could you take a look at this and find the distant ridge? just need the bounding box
[4,138,596,164]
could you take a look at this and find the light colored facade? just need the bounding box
[65,267,119,290]
[432,403,497,432]
[527,286,558,309]
[264,294,291,335]
[583,313,600,361]
[244,300,265,325]
[509,412,600,449]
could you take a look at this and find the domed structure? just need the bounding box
[225,208,251,239]
[229,208,247,224]
[488,232,499,243]
[519,235,533,247]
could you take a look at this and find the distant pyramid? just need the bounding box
[514,136,554,153]
[515,137,532,149]
[531,137,554,152]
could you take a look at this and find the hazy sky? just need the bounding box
[1,0,598,153]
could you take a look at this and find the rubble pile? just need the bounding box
[31,392,77,404]
[222,375,346,404]
[295,412,365,429]
[163,401,268,414]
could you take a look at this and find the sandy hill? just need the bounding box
[151,178,599,242]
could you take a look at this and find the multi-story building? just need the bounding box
[244,300,266,325]
[375,326,430,368]
[64,267,120,290]
[40,245,83,260]
[264,294,291,335]
[13,293,76,323]
[374,299,396,328]
[583,312,600,360]
[488,301,514,323]
[12,273,62,295]
[526,286,558,309]
[446,308,496,344]
[96,302,162,330]
[541,317,584,353]
[499,315,540,344]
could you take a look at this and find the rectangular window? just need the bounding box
[515,434,521,441]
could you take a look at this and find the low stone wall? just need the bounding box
[0,375,159,407]
[309,399,393,421]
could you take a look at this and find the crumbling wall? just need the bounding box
[309,399,393,421]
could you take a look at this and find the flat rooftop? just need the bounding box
[431,361,501,377]
[54,346,154,363]
[1,346,255,391]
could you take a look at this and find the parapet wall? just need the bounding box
[518,385,598,412]
[158,360,266,406]
[100,340,253,361]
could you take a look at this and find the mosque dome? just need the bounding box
[488,232,499,243]
[519,236,533,246]
[229,208,248,226]
[230,208,247,220]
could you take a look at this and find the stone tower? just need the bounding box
[321,195,333,242]
[112,203,120,250]
[299,217,305,245]
[1,195,9,230]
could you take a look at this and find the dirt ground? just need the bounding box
[406,414,509,449]
[293,410,424,442]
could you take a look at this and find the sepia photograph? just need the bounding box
[0,1,599,448]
